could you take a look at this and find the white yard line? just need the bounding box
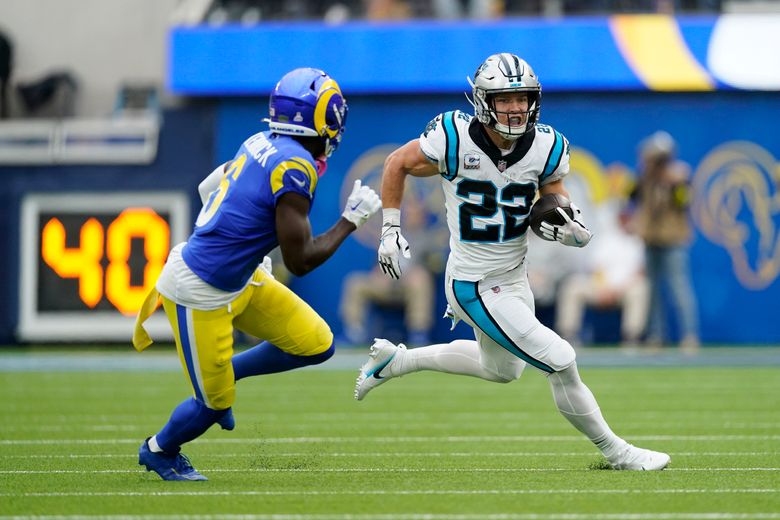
[2,489,778,498]
[2,434,779,445]
[1,468,778,475]
[4,514,780,520]
[2,451,774,459]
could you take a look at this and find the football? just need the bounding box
[529,193,574,240]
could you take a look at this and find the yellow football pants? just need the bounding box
[160,268,333,410]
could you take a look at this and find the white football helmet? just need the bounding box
[468,53,541,140]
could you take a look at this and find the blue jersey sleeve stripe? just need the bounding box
[452,279,555,373]
[442,111,459,181]
[541,130,564,182]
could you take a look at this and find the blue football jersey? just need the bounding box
[182,132,319,291]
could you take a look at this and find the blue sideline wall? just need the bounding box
[217,91,780,345]
[0,108,215,345]
[4,14,780,345]
[3,93,779,344]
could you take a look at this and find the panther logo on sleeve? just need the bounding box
[423,116,440,138]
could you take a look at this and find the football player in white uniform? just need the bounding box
[357,53,670,471]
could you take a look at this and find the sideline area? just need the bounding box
[1,345,779,372]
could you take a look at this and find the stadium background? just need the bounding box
[0,0,779,346]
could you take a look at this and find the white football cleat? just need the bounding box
[610,443,671,471]
[354,338,406,401]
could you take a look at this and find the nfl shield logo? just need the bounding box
[497,160,507,172]
[464,154,480,169]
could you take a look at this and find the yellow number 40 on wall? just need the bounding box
[41,208,169,315]
[18,192,190,342]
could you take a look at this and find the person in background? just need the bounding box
[132,67,381,481]
[629,130,700,352]
[0,30,12,119]
[556,204,649,349]
[340,196,438,346]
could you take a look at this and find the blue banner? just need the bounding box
[170,15,780,95]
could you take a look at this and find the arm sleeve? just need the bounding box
[198,163,227,204]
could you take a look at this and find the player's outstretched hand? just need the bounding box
[377,208,410,279]
[378,225,410,279]
[342,180,382,228]
[539,203,592,248]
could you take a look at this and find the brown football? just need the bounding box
[529,193,574,240]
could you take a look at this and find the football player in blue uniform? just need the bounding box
[133,67,381,481]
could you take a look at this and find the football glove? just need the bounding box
[539,203,592,248]
[342,180,382,228]
[378,208,410,280]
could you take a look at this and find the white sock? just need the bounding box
[391,339,507,382]
[148,435,164,453]
[547,364,626,459]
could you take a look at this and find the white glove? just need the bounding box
[342,179,382,228]
[443,304,461,331]
[539,203,592,247]
[378,208,410,279]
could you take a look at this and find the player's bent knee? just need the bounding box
[549,337,576,371]
[305,319,334,356]
[494,363,524,383]
[525,324,576,371]
[493,373,519,383]
[303,343,335,366]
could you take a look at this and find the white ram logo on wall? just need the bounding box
[692,141,780,290]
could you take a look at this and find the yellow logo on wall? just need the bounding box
[692,142,780,290]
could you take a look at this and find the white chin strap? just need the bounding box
[493,120,527,140]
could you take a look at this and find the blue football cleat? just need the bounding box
[138,438,207,481]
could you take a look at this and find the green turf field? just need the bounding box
[1,350,779,519]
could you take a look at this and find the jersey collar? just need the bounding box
[468,119,535,171]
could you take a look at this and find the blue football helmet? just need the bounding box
[266,68,348,157]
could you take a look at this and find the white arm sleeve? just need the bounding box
[198,163,228,204]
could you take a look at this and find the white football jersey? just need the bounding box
[419,110,570,281]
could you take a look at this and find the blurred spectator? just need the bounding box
[526,231,580,328]
[365,0,413,19]
[0,29,11,119]
[197,0,721,21]
[628,131,700,352]
[16,72,78,118]
[340,197,441,346]
[432,0,504,18]
[555,204,649,348]
[562,0,719,13]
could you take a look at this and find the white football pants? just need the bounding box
[388,264,622,454]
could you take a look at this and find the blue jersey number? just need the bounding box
[457,179,535,242]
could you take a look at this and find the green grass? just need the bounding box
[1,362,779,518]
